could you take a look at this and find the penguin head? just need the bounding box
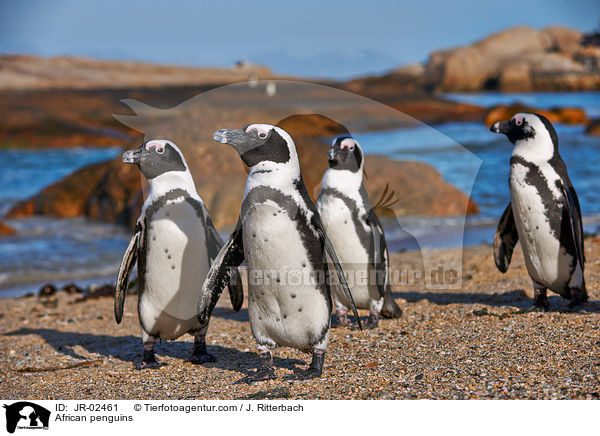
[122,139,187,179]
[490,113,558,148]
[213,124,298,170]
[327,136,363,172]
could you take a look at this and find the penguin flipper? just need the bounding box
[493,203,519,273]
[314,217,363,331]
[367,209,387,300]
[560,184,585,270]
[205,218,244,312]
[367,209,402,318]
[197,220,245,325]
[115,227,141,324]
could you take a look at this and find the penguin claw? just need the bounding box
[137,360,160,370]
[137,349,160,369]
[527,304,549,313]
[189,352,217,364]
[235,368,277,384]
[284,367,322,381]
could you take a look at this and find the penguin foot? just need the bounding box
[190,340,217,364]
[285,350,324,381]
[138,350,159,369]
[332,310,351,328]
[235,351,276,384]
[190,351,217,364]
[529,288,549,312]
[566,288,586,311]
[138,360,160,369]
[527,303,549,313]
[364,311,379,329]
[235,368,277,384]
[380,295,403,319]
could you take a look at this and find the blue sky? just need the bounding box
[0,0,598,78]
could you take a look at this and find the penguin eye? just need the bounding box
[258,132,268,139]
[515,118,523,127]
[348,145,355,151]
[156,147,165,154]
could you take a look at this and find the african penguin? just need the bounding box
[316,136,402,328]
[491,113,587,310]
[197,124,361,383]
[116,139,243,368]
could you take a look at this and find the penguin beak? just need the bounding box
[490,121,511,135]
[327,148,339,167]
[122,148,143,165]
[213,129,248,148]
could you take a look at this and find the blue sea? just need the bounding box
[1,92,599,297]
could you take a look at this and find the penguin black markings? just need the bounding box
[316,136,402,328]
[197,124,361,383]
[115,139,243,368]
[491,113,587,311]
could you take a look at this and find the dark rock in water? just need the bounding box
[0,221,16,236]
[38,284,57,297]
[6,157,143,229]
[586,119,600,136]
[61,283,83,294]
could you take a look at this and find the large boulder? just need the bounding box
[423,25,595,92]
[7,157,143,228]
[541,26,583,55]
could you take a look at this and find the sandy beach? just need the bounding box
[1,239,599,400]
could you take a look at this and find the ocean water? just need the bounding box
[0,147,127,297]
[1,92,599,297]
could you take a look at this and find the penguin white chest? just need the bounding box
[318,195,373,308]
[140,199,209,338]
[242,200,329,350]
[509,163,571,289]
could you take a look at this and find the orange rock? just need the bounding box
[586,119,600,136]
[485,103,588,126]
[0,221,16,236]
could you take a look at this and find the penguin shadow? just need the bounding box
[3,328,305,375]
[4,328,141,362]
[392,289,600,313]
